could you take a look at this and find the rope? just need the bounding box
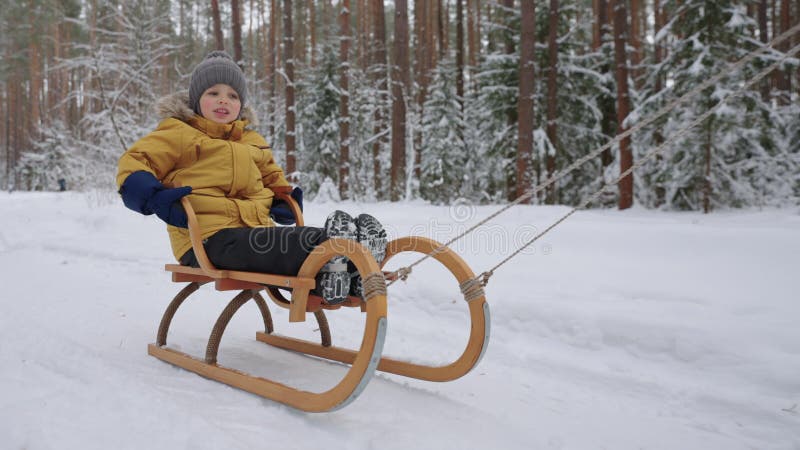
[156,281,205,346]
[205,290,254,365]
[386,22,800,287]
[362,272,388,302]
[459,275,487,302]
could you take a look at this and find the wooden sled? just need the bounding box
[148,193,490,412]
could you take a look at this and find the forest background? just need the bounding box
[1,0,798,211]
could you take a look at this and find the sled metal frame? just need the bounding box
[148,193,490,412]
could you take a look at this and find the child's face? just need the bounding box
[199,83,242,124]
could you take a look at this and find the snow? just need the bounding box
[1,192,799,450]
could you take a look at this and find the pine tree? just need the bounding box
[17,121,77,191]
[298,39,341,198]
[420,59,467,204]
[634,0,798,210]
[468,3,520,202]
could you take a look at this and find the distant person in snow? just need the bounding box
[115,51,386,305]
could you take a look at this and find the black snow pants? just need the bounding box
[179,226,329,276]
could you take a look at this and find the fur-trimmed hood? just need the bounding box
[155,91,259,126]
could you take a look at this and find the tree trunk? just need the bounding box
[703,119,712,214]
[358,0,367,69]
[276,0,284,79]
[372,0,388,196]
[391,0,411,201]
[47,18,60,126]
[8,72,19,189]
[257,0,267,85]
[595,0,614,168]
[59,20,70,123]
[654,0,664,93]
[593,0,607,50]
[211,0,225,50]
[249,0,254,75]
[758,0,770,101]
[427,0,437,73]
[592,0,600,49]
[414,0,430,104]
[4,50,11,189]
[67,67,77,133]
[4,86,9,190]
[629,0,642,88]
[231,0,243,63]
[769,0,778,94]
[797,0,800,96]
[283,0,296,176]
[545,0,559,204]
[28,7,41,141]
[437,0,446,59]
[339,0,351,199]
[517,0,536,203]
[771,0,777,47]
[502,0,514,55]
[269,0,278,138]
[159,6,171,96]
[323,0,333,37]
[86,0,97,115]
[477,0,482,46]
[456,0,465,108]
[1,88,5,186]
[611,0,633,210]
[502,0,516,200]
[413,0,432,186]
[309,0,316,66]
[777,0,792,102]
[502,0,515,118]
[467,0,478,68]
[297,1,307,67]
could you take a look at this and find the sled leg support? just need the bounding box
[149,239,389,412]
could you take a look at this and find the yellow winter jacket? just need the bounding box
[116,92,291,261]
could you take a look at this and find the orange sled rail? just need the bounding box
[148,194,490,412]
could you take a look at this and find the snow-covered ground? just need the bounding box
[1,191,798,450]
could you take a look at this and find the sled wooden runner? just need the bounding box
[148,193,490,412]
[257,235,490,382]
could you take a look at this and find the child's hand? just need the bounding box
[119,171,192,228]
[270,187,303,225]
[148,186,193,228]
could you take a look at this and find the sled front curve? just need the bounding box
[257,236,490,382]
[148,195,388,412]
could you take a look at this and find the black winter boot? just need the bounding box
[350,213,388,298]
[316,210,357,304]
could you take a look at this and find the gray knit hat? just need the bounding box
[189,51,247,114]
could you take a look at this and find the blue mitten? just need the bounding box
[270,187,303,225]
[120,171,192,228]
[147,186,193,228]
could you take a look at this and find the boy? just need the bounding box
[116,51,386,304]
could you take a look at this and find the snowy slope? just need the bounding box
[1,192,798,450]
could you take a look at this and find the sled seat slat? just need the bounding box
[165,264,316,291]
